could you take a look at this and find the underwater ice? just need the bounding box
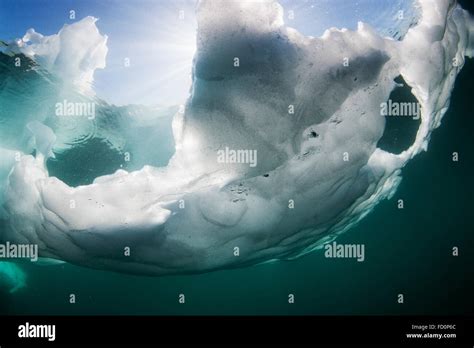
[0,262,26,293]
[0,0,473,275]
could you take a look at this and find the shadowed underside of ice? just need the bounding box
[1,0,473,275]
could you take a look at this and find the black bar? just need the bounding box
[0,316,473,345]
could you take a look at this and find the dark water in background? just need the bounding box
[0,56,472,316]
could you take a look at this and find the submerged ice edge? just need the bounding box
[0,0,473,275]
[0,261,26,293]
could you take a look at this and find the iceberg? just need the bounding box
[0,0,473,276]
